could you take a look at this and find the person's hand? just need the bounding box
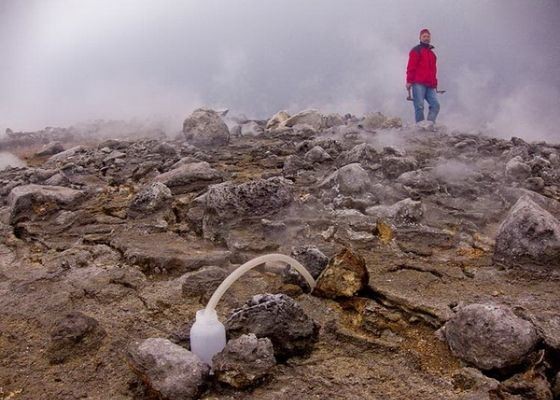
[406,83,412,90]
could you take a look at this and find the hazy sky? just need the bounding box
[1,0,560,141]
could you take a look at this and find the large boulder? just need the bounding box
[154,162,223,195]
[441,304,539,371]
[212,334,276,389]
[183,108,230,146]
[7,184,85,224]
[320,163,371,194]
[225,294,319,359]
[494,196,560,265]
[127,338,209,400]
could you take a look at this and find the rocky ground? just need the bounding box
[0,109,559,400]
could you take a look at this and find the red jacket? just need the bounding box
[406,43,438,88]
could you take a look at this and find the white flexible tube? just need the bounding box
[205,253,316,313]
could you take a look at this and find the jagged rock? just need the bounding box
[283,109,324,130]
[241,121,265,136]
[320,163,371,194]
[153,142,178,156]
[154,162,223,195]
[212,334,276,389]
[505,156,532,181]
[381,156,418,179]
[266,110,290,131]
[494,196,560,265]
[441,304,539,370]
[304,146,332,163]
[127,338,209,400]
[494,367,553,400]
[361,112,388,131]
[7,184,85,224]
[452,368,499,400]
[282,155,313,179]
[183,108,230,146]
[128,182,172,218]
[396,169,439,194]
[323,113,345,128]
[181,266,228,298]
[225,294,319,359]
[365,198,423,224]
[313,248,368,299]
[43,145,86,167]
[111,230,231,275]
[336,143,379,167]
[47,312,106,364]
[283,245,329,288]
[553,371,560,398]
[203,177,293,235]
[36,142,64,157]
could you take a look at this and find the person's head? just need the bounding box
[419,28,431,44]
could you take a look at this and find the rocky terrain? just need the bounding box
[0,108,559,400]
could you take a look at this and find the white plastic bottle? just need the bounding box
[189,308,226,366]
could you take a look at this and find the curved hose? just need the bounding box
[205,253,316,313]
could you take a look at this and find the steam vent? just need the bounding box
[1,109,559,399]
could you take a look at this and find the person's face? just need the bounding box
[420,32,431,44]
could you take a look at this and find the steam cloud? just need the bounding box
[1,0,559,142]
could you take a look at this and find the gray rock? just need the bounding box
[183,108,230,146]
[291,246,329,279]
[320,163,371,194]
[553,371,560,398]
[381,156,418,179]
[240,121,265,137]
[266,110,290,131]
[494,196,560,265]
[396,169,439,194]
[127,338,209,400]
[283,246,329,289]
[180,266,228,298]
[336,143,379,167]
[313,248,368,299]
[282,155,313,179]
[204,177,293,221]
[442,303,539,370]
[505,156,531,181]
[128,182,172,218]
[155,162,223,195]
[361,112,388,131]
[323,113,345,128]
[153,142,178,156]
[47,312,106,364]
[304,146,332,163]
[43,145,86,167]
[36,142,64,157]
[212,334,276,389]
[283,109,324,130]
[7,184,85,224]
[225,294,319,359]
[365,198,423,224]
[452,368,499,400]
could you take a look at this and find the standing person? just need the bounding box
[406,28,440,128]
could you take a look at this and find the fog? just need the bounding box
[1,0,559,142]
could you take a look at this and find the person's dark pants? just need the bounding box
[412,83,440,123]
